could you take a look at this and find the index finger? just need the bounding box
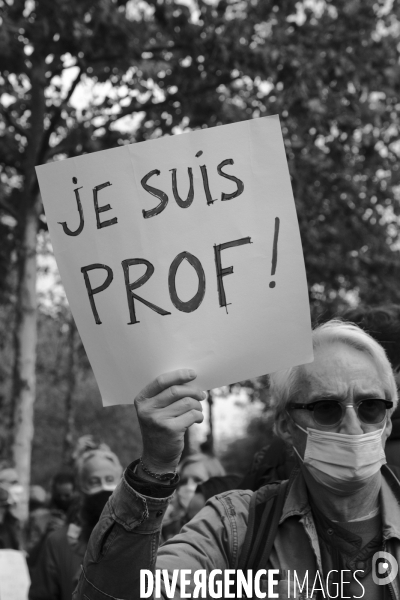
[137,369,197,400]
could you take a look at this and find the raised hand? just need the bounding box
[134,369,206,476]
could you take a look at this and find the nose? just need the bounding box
[338,405,364,435]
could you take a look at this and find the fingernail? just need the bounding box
[202,391,207,399]
[188,369,197,378]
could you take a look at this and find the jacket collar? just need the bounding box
[279,463,400,542]
[380,465,400,541]
[279,466,310,524]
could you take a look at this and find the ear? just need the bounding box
[275,411,296,447]
[383,414,392,445]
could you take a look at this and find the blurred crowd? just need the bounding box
[0,435,226,600]
[0,435,122,600]
[1,304,400,599]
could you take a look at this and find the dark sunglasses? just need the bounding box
[289,398,393,427]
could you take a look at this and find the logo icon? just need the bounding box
[372,551,398,585]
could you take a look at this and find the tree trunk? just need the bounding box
[63,318,77,464]
[11,57,46,524]
[11,199,40,523]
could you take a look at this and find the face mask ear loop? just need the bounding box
[285,410,308,434]
[292,445,304,463]
[381,415,388,437]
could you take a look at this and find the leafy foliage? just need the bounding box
[1,0,399,308]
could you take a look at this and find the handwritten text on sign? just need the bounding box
[36,115,313,406]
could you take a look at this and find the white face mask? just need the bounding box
[291,419,387,495]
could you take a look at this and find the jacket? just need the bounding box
[74,465,400,600]
[29,523,86,600]
[0,510,20,549]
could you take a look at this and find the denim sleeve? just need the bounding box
[73,475,173,600]
[155,488,252,597]
[74,475,251,600]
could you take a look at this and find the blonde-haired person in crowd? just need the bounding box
[29,436,122,600]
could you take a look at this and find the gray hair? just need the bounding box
[269,319,398,423]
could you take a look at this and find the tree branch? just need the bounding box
[38,67,83,164]
[1,108,26,138]
[0,197,18,219]
[97,73,243,128]
[141,43,188,54]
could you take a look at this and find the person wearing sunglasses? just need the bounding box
[271,320,398,598]
[75,320,400,600]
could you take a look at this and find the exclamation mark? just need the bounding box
[269,217,280,289]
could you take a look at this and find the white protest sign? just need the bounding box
[36,115,313,406]
[0,550,30,600]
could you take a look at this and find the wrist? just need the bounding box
[138,457,178,482]
[126,460,179,497]
[141,453,180,474]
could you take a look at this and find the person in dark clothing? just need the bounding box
[27,471,77,569]
[29,439,123,600]
[0,465,23,549]
[50,471,76,514]
[0,506,20,549]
